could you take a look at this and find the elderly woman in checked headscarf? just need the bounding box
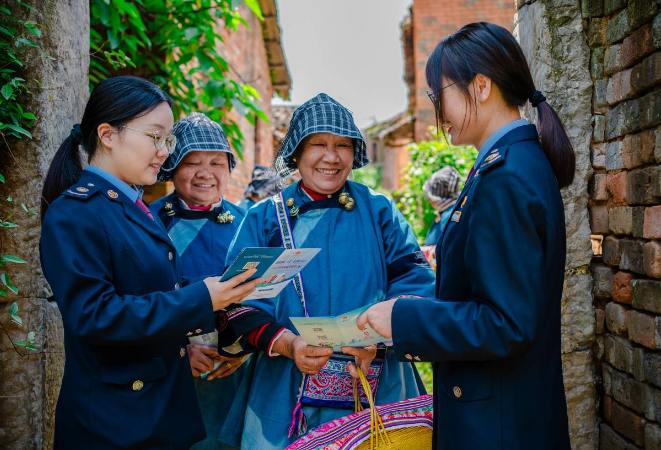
[151,112,249,450]
[218,93,435,449]
[423,166,461,246]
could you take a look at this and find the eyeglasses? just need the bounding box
[425,81,457,104]
[122,126,177,154]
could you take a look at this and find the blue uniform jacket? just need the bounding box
[392,125,571,450]
[40,170,216,450]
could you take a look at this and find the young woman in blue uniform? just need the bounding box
[217,93,435,450]
[151,112,248,450]
[359,22,575,450]
[39,76,260,450]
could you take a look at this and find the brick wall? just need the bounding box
[586,1,661,448]
[411,0,514,141]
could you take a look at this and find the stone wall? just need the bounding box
[0,1,89,449]
[515,0,599,449]
[583,0,661,448]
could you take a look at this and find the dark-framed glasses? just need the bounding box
[122,126,177,154]
[425,81,457,104]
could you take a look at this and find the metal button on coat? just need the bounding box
[180,347,186,358]
[195,329,202,334]
[132,380,144,391]
[453,386,462,398]
[404,354,413,361]
[413,356,421,362]
[174,283,180,290]
[168,251,174,261]
[186,331,193,337]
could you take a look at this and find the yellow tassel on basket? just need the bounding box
[352,368,433,450]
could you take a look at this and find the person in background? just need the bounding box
[237,164,281,210]
[40,76,259,450]
[151,112,248,450]
[358,22,574,450]
[423,165,461,246]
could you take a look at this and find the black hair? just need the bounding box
[41,76,173,219]
[425,22,575,188]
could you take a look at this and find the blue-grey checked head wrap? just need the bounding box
[274,93,369,179]
[158,112,236,181]
[423,166,461,205]
[244,165,281,198]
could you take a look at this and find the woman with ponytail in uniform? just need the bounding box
[358,22,574,449]
[40,76,260,450]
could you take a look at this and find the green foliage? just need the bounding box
[89,0,268,156]
[0,1,40,140]
[0,2,39,353]
[351,165,382,191]
[395,135,477,241]
[415,362,433,393]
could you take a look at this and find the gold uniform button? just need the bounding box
[168,251,174,261]
[453,386,462,398]
[195,328,202,334]
[132,380,144,391]
[180,347,186,358]
[186,331,193,337]
[174,283,180,290]
[404,353,413,361]
[413,356,421,362]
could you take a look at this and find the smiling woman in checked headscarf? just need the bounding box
[218,93,435,449]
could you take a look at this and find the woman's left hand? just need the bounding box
[342,345,377,380]
[356,299,396,339]
[206,354,250,380]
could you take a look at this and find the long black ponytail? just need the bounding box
[41,76,172,219]
[425,22,575,188]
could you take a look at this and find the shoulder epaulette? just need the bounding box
[477,145,511,175]
[62,182,102,201]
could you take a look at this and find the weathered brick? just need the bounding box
[606,140,624,170]
[604,393,613,422]
[632,279,661,313]
[642,241,661,277]
[604,235,622,266]
[639,89,661,129]
[591,172,609,200]
[612,270,635,303]
[592,264,614,298]
[595,78,609,113]
[607,9,631,45]
[622,129,657,169]
[608,68,635,104]
[611,398,647,446]
[610,206,634,235]
[654,13,661,49]
[627,310,661,349]
[601,423,641,450]
[645,422,661,450]
[593,115,606,143]
[643,206,661,239]
[607,98,640,139]
[605,334,635,373]
[605,42,623,75]
[627,167,661,205]
[604,0,627,16]
[633,345,647,382]
[620,238,646,273]
[631,51,661,95]
[607,301,629,334]
[643,352,661,389]
[605,363,661,421]
[652,166,661,197]
[591,46,605,78]
[656,126,661,163]
[622,23,655,68]
[627,0,659,30]
[590,205,609,234]
[633,206,647,237]
[583,0,604,18]
[596,308,606,333]
[607,171,628,205]
[589,17,607,47]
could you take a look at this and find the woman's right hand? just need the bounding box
[290,336,334,375]
[203,268,262,311]
[188,344,219,378]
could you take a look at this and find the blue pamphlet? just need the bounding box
[221,247,321,300]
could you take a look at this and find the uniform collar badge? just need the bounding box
[451,211,462,223]
[107,190,118,199]
[76,187,89,192]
